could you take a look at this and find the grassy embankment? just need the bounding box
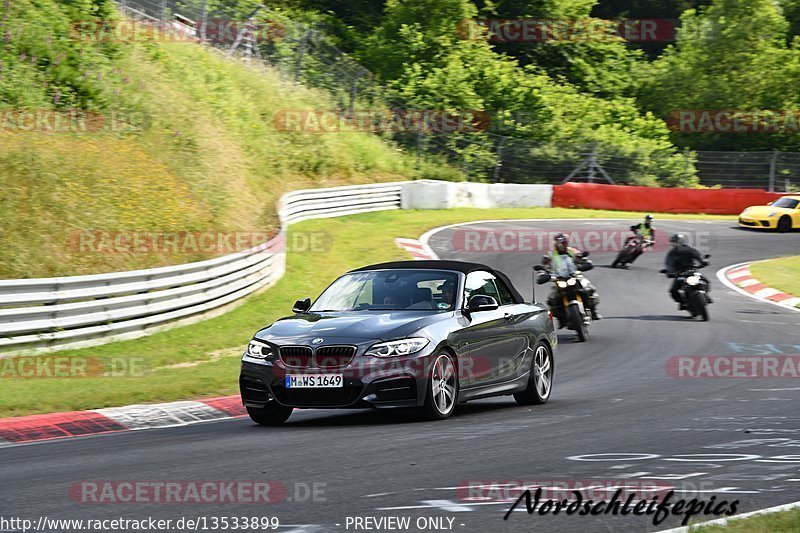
[0,0,455,279]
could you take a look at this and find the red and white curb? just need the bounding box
[718,262,800,312]
[0,395,245,447]
[394,237,439,260]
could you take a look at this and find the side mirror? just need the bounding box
[466,295,499,313]
[533,265,545,271]
[704,254,711,260]
[767,201,773,206]
[580,251,590,258]
[536,272,551,285]
[577,259,594,272]
[659,269,667,274]
[292,298,312,313]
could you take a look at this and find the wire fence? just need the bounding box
[117,0,799,192]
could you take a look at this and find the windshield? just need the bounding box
[310,269,459,312]
[773,197,799,209]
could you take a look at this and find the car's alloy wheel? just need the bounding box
[246,400,293,426]
[777,216,792,233]
[514,342,553,405]
[421,352,458,420]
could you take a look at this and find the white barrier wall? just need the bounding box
[401,180,554,209]
[0,180,553,355]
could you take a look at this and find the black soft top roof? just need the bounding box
[348,260,525,303]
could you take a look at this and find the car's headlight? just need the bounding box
[245,339,273,359]
[685,275,700,286]
[567,278,577,286]
[366,338,429,357]
[556,280,568,288]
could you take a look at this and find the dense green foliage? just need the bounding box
[267,0,800,172]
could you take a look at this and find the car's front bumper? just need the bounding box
[738,217,775,229]
[240,350,435,410]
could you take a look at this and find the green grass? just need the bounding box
[0,26,456,279]
[749,256,800,302]
[0,207,734,418]
[694,508,800,532]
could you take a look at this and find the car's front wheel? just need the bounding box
[247,401,293,426]
[420,351,458,420]
[514,341,554,405]
[777,215,793,233]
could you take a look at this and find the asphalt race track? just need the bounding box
[2,219,800,533]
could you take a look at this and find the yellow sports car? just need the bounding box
[739,195,800,232]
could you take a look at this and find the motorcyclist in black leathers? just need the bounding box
[664,233,711,309]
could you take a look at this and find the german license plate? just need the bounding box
[285,374,343,388]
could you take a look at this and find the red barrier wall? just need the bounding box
[552,183,787,215]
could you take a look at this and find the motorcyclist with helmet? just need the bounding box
[664,233,711,309]
[629,214,656,242]
[626,214,656,249]
[541,233,601,320]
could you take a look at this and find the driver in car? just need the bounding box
[542,233,601,320]
[438,279,456,309]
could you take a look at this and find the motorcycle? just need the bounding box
[535,255,594,342]
[612,234,653,268]
[660,255,712,321]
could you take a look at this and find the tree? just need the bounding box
[638,0,800,150]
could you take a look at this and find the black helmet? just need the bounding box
[554,233,568,244]
[644,214,653,222]
[669,233,687,247]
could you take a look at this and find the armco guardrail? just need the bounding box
[0,181,405,355]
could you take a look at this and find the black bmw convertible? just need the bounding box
[239,260,557,424]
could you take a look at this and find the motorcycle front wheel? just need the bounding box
[568,302,588,342]
[689,291,709,321]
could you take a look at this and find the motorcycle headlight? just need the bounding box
[366,338,429,357]
[685,275,700,286]
[556,280,568,288]
[245,339,273,359]
[567,278,577,286]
